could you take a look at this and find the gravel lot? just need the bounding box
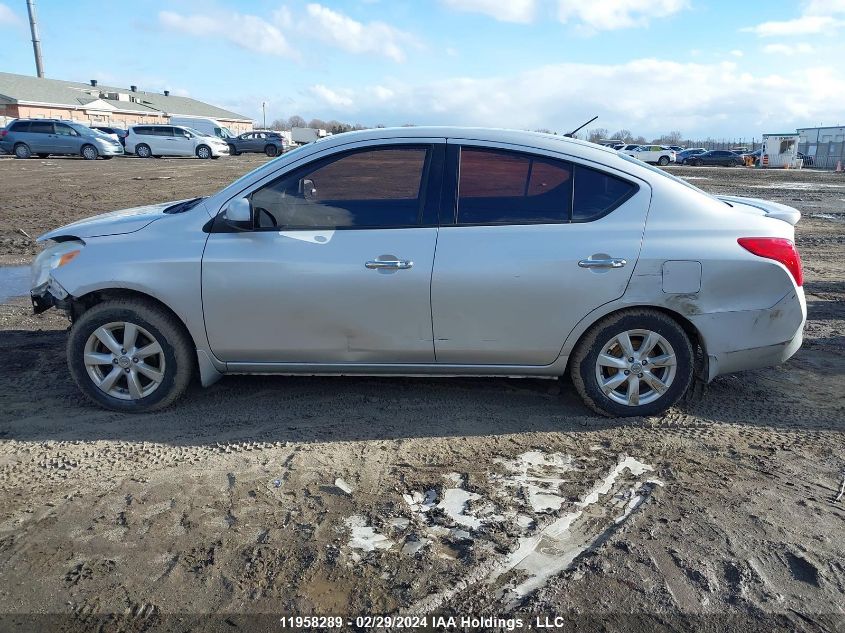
[0,156,843,631]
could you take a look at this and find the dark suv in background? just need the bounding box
[0,119,124,159]
[227,130,286,157]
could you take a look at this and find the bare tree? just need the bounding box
[287,115,307,128]
[612,129,633,143]
[587,127,609,143]
[308,118,328,130]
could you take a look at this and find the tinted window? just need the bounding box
[158,126,177,137]
[134,126,152,136]
[250,146,428,229]
[572,165,637,222]
[457,148,572,224]
[9,121,30,132]
[29,121,53,134]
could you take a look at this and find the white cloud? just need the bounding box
[557,0,688,30]
[0,2,20,24]
[310,84,354,109]
[743,14,844,36]
[290,59,845,137]
[762,43,815,56]
[730,49,744,57]
[158,10,297,58]
[804,0,845,15]
[304,4,416,62]
[439,0,537,23]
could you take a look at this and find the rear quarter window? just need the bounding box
[572,164,638,222]
[9,121,30,132]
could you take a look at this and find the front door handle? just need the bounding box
[578,257,627,269]
[365,259,413,270]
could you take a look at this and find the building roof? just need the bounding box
[0,72,251,122]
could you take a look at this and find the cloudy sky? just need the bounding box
[1,0,844,138]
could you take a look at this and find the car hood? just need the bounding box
[717,195,801,226]
[37,200,187,242]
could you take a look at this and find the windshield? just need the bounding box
[69,123,95,135]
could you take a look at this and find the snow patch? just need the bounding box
[345,515,393,552]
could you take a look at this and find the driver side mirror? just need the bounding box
[221,197,253,231]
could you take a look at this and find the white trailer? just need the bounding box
[291,127,326,144]
[761,133,800,168]
[170,116,235,140]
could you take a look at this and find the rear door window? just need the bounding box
[29,121,54,134]
[456,148,572,224]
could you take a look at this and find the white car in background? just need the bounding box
[623,144,676,166]
[125,124,229,159]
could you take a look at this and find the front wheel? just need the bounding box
[693,159,702,166]
[196,145,212,159]
[81,144,99,160]
[570,309,694,417]
[228,144,240,156]
[67,299,195,412]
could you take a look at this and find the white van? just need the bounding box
[169,117,234,140]
[125,124,229,159]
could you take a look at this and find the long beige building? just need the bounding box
[0,72,253,134]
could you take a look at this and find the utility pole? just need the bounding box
[262,102,266,129]
[26,0,45,78]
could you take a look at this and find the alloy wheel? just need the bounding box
[83,321,165,400]
[594,329,677,406]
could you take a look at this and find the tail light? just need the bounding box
[0,130,7,138]
[738,237,803,286]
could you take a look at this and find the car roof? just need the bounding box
[311,126,620,158]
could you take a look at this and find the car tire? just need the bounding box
[658,156,669,166]
[570,308,694,417]
[264,145,279,157]
[81,144,99,160]
[196,145,212,159]
[693,159,702,166]
[228,144,240,156]
[135,144,151,158]
[14,143,32,159]
[67,298,195,413]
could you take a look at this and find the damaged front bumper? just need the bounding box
[31,277,71,315]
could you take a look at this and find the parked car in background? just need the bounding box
[676,148,708,164]
[0,119,123,159]
[686,150,744,167]
[624,144,676,166]
[92,126,129,147]
[619,144,640,152]
[125,125,229,159]
[169,117,234,141]
[30,127,805,418]
[227,131,286,157]
[668,145,685,153]
[797,151,814,167]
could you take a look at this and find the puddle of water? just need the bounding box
[0,266,30,303]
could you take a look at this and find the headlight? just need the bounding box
[31,240,84,289]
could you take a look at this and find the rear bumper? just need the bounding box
[691,287,806,381]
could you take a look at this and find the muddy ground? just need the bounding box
[0,156,843,632]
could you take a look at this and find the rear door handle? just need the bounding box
[365,259,413,270]
[578,258,627,269]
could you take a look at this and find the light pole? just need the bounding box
[262,102,266,129]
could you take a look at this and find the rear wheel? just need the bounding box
[658,156,670,166]
[14,143,32,159]
[67,299,195,412]
[135,144,151,158]
[264,144,278,157]
[570,309,694,417]
[81,144,99,160]
[196,145,212,159]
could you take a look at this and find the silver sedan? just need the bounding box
[30,127,806,416]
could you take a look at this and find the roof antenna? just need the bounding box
[26,0,45,78]
[565,115,598,138]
